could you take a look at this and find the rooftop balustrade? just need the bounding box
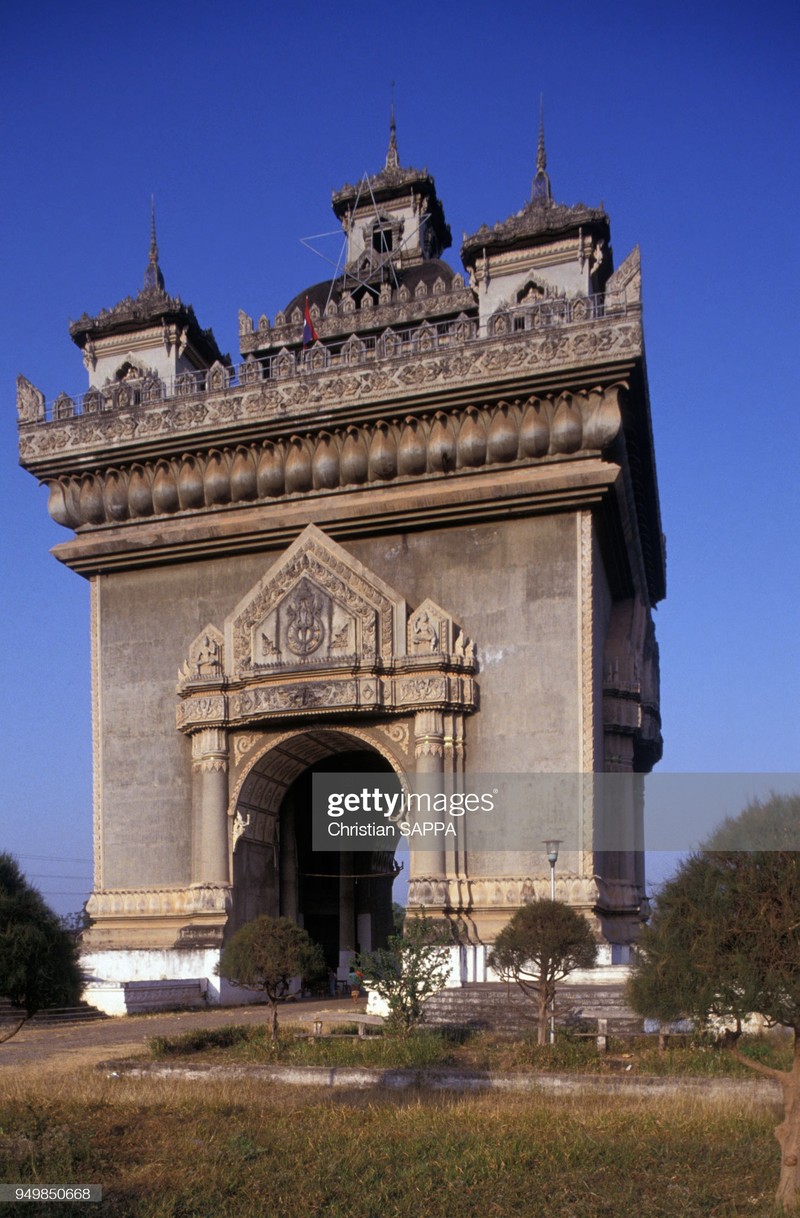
[26,292,630,426]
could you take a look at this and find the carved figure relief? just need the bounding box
[197,634,221,673]
[412,610,438,653]
[408,599,455,655]
[285,580,326,656]
[177,623,225,687]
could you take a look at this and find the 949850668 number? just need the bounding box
[0,1186,102,1202]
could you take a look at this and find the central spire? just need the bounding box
[385,85,400,171]
[531,98,552,205]
[143,196,165,293]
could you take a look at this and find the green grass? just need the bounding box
[0,1069,785,1217]
[145,1023,794,1077]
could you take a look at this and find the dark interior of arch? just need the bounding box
[230,748,401,971]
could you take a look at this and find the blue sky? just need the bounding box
[1,1,798,915]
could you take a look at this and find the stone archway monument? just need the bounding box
[18,124,664,1012]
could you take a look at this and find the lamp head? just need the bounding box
[543,838,562,866]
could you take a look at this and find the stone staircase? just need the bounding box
[0,999,109,1025]
[423,982,643,1036]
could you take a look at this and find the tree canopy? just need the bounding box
[0,853,83,1038]
[488,899,597,1045]
[629,794,800,1030]
[217,915,325,1039]
[627,792,800,1210]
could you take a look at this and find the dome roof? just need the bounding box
[283,258,457,319]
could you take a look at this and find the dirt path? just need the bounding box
[0,999,364,1076]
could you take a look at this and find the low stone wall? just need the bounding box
[104,1060,780,1103]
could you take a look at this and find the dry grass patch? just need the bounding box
[0,1063,785,1217]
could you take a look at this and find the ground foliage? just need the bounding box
[0,853,82,1039]
[147,1022,793,1076]
[488,899,598,1044]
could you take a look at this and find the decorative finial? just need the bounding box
[143,196,165,293]
[149,195,158,264]
[531,95,551,204]
[385,81,400,170]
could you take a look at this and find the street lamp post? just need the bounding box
[543,839,562,1045]
[544,838,561,900]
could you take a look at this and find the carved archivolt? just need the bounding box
[228,724,413,840]
[176,524,478,733]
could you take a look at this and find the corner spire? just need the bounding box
[385,83,400,171]
[531,97,551,205]
[143,196,165,293]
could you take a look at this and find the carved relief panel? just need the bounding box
[253,575,359,666]
[226,524,403,674]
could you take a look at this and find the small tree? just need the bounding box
[217,915,325,1040]
[357,914,452,1035]
[0,853,83,1042]
[627,793,800,1211]
[488,899,598,1045]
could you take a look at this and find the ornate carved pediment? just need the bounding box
[176,524,478,732]
[226,523,406,675]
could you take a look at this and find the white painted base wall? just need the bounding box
[81,944,634,1016]
[81,948,264,1016]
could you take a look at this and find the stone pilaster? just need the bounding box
[191,728,230,885]
[411,709,447,903]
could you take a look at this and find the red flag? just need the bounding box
[303,297,319,346]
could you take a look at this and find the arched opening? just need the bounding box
[230,731,403,975]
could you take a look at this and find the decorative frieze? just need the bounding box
[452,875,601,910]
[176,695,227,730]
[240,280,476,352]
[85,883,231,919]
[38,385,625,530]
